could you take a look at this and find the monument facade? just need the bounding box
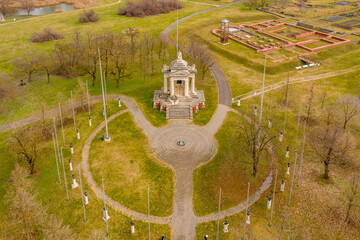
[153,52,205,119]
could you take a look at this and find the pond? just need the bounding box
[14,3,75,16]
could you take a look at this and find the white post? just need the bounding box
[286,162,290,175]
[60,148,69,200]
[131,220,135,234]
[286,146,290,158]
[223,218,229,233]
[98,49,110,141]
[52,133,61,183]
[77,129,80,140]
[279,131,283,142]
[59,103,65,146]
[297,120,307,186]
[269,170,278,226]
[118,98,121,107]
[69,159,73,171]
[78,165,86,221]
[288,153,298,206]
[163,76,168,93]
[70,143,74,154]
[70,90,76,131]
[148,187,150,240]
[243,182,250,239]
[267,195,272,209]
[280,179,285,192]
[71,174,79,189]
[84,191,89,205]
[237,97,241,107]
[102,179,109,236]
[216,188,221,240]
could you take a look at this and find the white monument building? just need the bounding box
[153,52,205,119]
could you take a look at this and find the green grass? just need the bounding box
[193,111,272,216]
[89,112,174,217]
[0,101,172,238]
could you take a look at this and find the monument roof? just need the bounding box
[170,52,188,70]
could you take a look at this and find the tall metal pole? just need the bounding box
[79,164,86,221]
[297,120,307,186]
[52,133,61,183]
[258,55,267,143]
[243,182,250,240]
[86,80,91,118]
[104,72,108,106]
[59,103,65,146]
[294,104,302,151]
[176,0,179,54]
[147,187,151,240]
[53,117,61,165]
[60,147,69,200]
[288,153,298,206]
[70,90,76,131]
[268,77,275,122]
[98,49,109,139]
[269,169,278,226]
[216,188,221,240]
[102,179,109,236]
[283,74,290,133]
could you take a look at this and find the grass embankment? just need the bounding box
[193,111,273,216]
[0,1,217,127]
[196,69,360,239]
[89,112,174,217]
[0,101,172,238]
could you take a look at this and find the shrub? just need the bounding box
[118,0,183,17]
[79,9,99,23]
[30,28,65,43]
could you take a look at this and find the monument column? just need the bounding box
[191,75,195,94]
[184,79,189,97]
[170,79,175,96]
[163,75,168,94]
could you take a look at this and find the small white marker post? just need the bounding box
[69,159,73,171]
[59,103,65,146]
[286,162,290,175]
[237,97,240,107]
[77,129,80,140]
[269,169,278,226]
[216,188,221,240]
[52,133,61,183]
[285,146,290,158]
[243,182,250,239]
[70,90,76,131]
[297,120,307,186]
[78,164,86,221]
[280,179,285,192]
[118,98,122,107]
[60,147,69,200]
[131,220,135,234]
[267,195,272,209]
[288,153,298,206]
[71,174,79,189]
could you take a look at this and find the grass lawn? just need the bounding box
[89,112,174,217]
[0,100,172,238]
[193,111,273,216]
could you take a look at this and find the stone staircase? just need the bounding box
[166,105,193,120]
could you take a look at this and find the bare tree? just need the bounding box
[39,51,55,84]
[319,89,327,109]
[75,78,87,110]
[12,50,41,82]
[124,27,139,63]
[109,34,131,88]
[20,0,34,16]
[4,164,45,239]
[343,174,360,224]
[79,33,99,86]
[237,115,275,177]
[321,106,338,126]
[188,39,215,80]
[310,125,354,179]
[0,0,12,17]
[44,215,75,240]
[337,95,360,129]
[244,0,257,10]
